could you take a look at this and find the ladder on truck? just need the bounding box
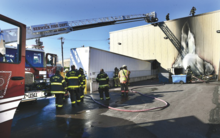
[158,22,187,61]
[1,12,158,44]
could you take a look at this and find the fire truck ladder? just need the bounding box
[158,22,186,59]
[2,12,158,44]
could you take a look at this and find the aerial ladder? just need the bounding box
[1,12,158,44]
[158,22,186,59]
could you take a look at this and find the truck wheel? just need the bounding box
[180,81,184,84]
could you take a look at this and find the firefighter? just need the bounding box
[166,13,170,21]
[190,7,196,16]
[96,69,110,100]
[118,65,130,96]
[128,67,131,86]
[50,70,66,109]
[186,65,193,83]
[65,65,82,107]
[79,68,86,102]
[63,69,69,101]
[113,67,120,87]
[64,68,69,76]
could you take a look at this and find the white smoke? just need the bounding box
[173,22,214,76]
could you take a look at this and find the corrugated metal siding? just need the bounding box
[110,10,220,74]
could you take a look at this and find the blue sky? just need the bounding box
[1,0,220,61]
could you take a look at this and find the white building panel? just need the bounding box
[88,47,151,79]
[70,47,152,80]
[70,47,90,77]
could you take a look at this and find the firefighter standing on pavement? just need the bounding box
[50,70,66,109]
[65,65,82,107]
[118,65,130,96]
[63,68,69,101]
[113,67,120,87]
[186,65,193,83]
[79,68,86,102]
[96,69,110,100]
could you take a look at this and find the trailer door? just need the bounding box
[0,15,26,138]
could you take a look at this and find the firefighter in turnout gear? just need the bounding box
[96,69,110,100]
[190,6,196,16]
[50,70,66,109]
[113,67,120,87]
[166,13,170,21]
[63,68,69,101]
[65,65,82,107]
[118,65,130,96]
[79,68,86,102]
[186,65,193,83]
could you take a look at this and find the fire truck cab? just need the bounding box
[0,14,26,138]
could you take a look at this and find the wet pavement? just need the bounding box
[10,79,220,138]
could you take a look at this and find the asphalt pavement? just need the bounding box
[10,79,220,138]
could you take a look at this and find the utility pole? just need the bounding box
[58,37,64,67]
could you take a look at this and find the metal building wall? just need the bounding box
[110,10,220,75]
[89,47,151,79]
[110,23,176,71]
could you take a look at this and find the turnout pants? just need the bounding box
[187,75,192,83]
[120,83,129,95]
[98,87,110,100]
[80,87,85,99]
[54,94,64,108]
[63,91,69,101]
[113,78,120,87]
[69,88,81,104]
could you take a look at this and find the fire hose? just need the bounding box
[192,75,208,83]
[87,85,168,112]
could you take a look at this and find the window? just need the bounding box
[26,51,44,68]
[33,53,41,64]
[0,20,21,64]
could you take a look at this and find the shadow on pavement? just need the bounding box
[10,80,220,138]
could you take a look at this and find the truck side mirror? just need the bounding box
[0,34,5,56]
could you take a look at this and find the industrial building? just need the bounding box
[110,10,220,76]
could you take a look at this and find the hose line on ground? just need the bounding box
[87,84,168,112]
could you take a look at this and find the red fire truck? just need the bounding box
[4,44,58,102]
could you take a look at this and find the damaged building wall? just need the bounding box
[110,10,220,76]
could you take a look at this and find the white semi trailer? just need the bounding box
[70,47,156,92]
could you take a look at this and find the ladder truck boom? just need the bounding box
[2,12,158,44]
